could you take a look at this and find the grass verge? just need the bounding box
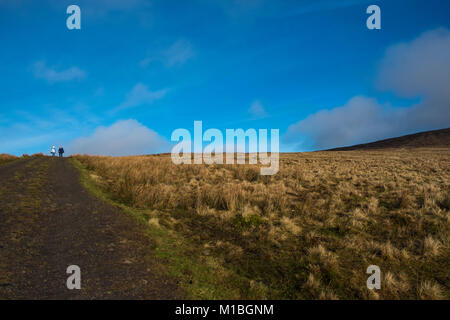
[69,150,449,300]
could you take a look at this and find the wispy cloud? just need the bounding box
[69,119,169,156]
[94,86,105,97]
[214,0,372,20]
[113,83,168,113]
[0,105,101,155]
[164,39,195,67]
[33,61,86,83]
[86,0,149,11]
[140,39,195,68]
[286,28,450,150]
[44,0,152,18]
[139,57,153,68]
[248,100,269,119]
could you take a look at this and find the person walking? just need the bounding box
[58,147,65,158]
[51,146,56,157]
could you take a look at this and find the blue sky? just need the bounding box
[0,0,449,155]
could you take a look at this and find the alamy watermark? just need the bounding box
[366,265,381,290]
[366,5,381,30]
[66,265,81,290]
[171,121,279,175]
[66,4,380,31]
[66,5,81,30]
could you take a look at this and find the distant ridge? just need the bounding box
[327,128,450,151]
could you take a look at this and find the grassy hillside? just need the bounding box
[0,154,18,166]
[72,148,449,299]
[329,128,450,151]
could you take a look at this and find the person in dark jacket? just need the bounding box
[58,147,65,158]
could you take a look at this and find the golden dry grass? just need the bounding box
[0,154,18,165]
[73,148,449,299]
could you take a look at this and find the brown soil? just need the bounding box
[0,157,183,299]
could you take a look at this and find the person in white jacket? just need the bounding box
[51,146,56,157]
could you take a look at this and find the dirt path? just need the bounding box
[0,157,182,299]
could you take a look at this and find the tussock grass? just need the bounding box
[0,154,18,166]
[72,148,449,299]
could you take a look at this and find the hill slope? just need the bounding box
[328,128,450,151]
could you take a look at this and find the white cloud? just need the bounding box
[46,0,151,17]
[33,61,86,83]
[248,100,268,119]
[140,39,195,68]
[286,28,450,150]
[69,119,169,156]
[377,28,450,101]
[89,0,148,11]
[214,0,372,20]
[164,39,195,67]
[139,57,153,68]
[114,83,168,112]
[94,87,105,97]
[286,96,407,149]
[0,106,100,155]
